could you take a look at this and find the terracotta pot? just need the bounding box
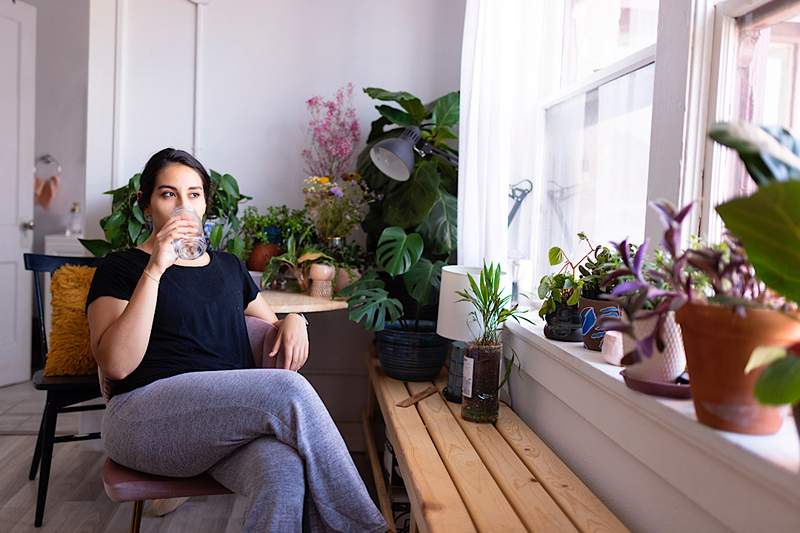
[246,242,282,272]
[544,302,582,342]
[308,263,336,298]
[676,302,800,435]
[623,313,686,383]
[461,343,501,424]
[579,297,621,351]
[335,267,360,294]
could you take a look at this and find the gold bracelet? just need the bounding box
[142,269,160,284]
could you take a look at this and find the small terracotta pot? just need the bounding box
[676,302,800,435]
[335,267,360,294]
[579,297,621,351]
[246,242,282,272]
[308,263,335,298]
[544,302,582,342]
[623,313,686,383]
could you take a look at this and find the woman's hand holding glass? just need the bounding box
[145,212,201,279]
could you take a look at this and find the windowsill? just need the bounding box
[504,321,800,499]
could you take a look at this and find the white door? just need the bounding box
[0,2,35,386]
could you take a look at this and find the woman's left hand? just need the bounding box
[269,314,309,371]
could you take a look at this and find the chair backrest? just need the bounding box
[24,253,100,359]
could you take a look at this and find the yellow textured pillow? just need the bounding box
[44,265,97,376]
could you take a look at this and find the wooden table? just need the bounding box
[260,289,348,314]
[364,357,628,533]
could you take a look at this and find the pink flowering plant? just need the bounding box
[303,174,377,241]
[302,83,361,180]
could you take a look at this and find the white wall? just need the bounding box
[86,0,466,237]
[24,0,89,251]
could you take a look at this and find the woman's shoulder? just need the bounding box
[98,248,148,273]
[213,250,247,270]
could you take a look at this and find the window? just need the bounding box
[517,1,659,291]
[703,0,800,240]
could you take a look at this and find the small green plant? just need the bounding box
[578,244,623,299]
[262,227,330,292]
[537,232,597,318]
[456,262,531,346]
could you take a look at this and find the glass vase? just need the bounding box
[461,343,501,423]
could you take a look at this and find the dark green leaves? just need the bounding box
[363,88,427,124]
[403,258,444,306]
[716,181,800,303]
[432,91,459,128]
[709,121,800,185]
[382,160,441,228]
[416,189,457,256]
[344,272,403,332]
[376,105,416,127]
[754,355,800,405]
[376,227,423,277]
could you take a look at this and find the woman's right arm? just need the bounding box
[87,215,196,380]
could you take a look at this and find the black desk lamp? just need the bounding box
[370,127,532,226]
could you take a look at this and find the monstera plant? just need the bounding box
[80,170,250,259]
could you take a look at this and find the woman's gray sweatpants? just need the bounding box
[102,369,387,533]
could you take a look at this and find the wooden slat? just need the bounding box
[426,379,579,533]
[496,404,629,533]
[404,383,527,532]
[362,411,397,532]
[369,360,476,533]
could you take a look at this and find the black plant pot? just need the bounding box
[544,302,582,342]
[376,320,449,382]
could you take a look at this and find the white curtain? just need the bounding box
[457,0,544,268]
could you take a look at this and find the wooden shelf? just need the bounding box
[260,289,348,314]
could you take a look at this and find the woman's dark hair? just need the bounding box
[137,148,211,210]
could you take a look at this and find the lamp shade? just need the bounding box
[437,265,482,342]
[369,127,421,182]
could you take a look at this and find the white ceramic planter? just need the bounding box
[624,312,686,383]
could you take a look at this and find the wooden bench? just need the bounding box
[363,357,629,533]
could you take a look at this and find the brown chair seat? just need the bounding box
[102,458,232,502]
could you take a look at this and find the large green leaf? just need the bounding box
[347,286,403,332]
[431,91,460,128]
[548,246,566,266]
[363,87,426,123]
[209,224,224,249]
[376,227,423,277]
[376,105,416,127]
[754,355,800,405]
[716,180,800,302]
[127,218,142,243]
[709,122,800,185]
[403,258,444,306]
[416,189,457,255]
[382,160,440,228]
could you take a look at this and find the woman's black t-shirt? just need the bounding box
[85,248,261,398]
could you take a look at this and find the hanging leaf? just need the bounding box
[132,204,146,224]
[416,189,457,256]
[376,227,423,277]
[431,91,460,128]
[548,246,566,266]
[209,224,224,249]
[403,258,444,306]
[364,87,426,123]
[382,160,440,228]
[127,218,141,243]
[347,286,403,332]
[753,355,800,405]
[376,105,416,127]
[78,239,113,258]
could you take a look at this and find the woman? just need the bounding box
[86,148,387,532]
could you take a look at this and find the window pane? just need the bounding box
[535,63,654,280]
[562,0,659,85]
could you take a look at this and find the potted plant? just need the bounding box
[577,242,623,351]
[241,207,282,272]
[537,233,597,342]
[708,122,800,438]
[303,174,377,247]
[456,262,531,423]
[340,226,449,381]
[608,197,797,434]
[80,170,250,259]
[262,226,330,293]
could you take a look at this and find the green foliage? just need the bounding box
[578,246,623,299]
[376,227,423,277]
[716,180,800,304]
[708,122,800,185]
[403,258,445,306]
[341,271,404,332]
[746,346,800,405]
[456,262,532,346]
[262,227,330,288]
[537,233,599,318]
[80,169,251,260]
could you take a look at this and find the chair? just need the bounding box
[24,253,104,527]
[101,316,279,533]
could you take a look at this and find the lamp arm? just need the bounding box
[417,141,460,167]
[507,179,534,227]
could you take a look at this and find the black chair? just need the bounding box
[24,253,104,527]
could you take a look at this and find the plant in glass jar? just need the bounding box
[456,261,531,423]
